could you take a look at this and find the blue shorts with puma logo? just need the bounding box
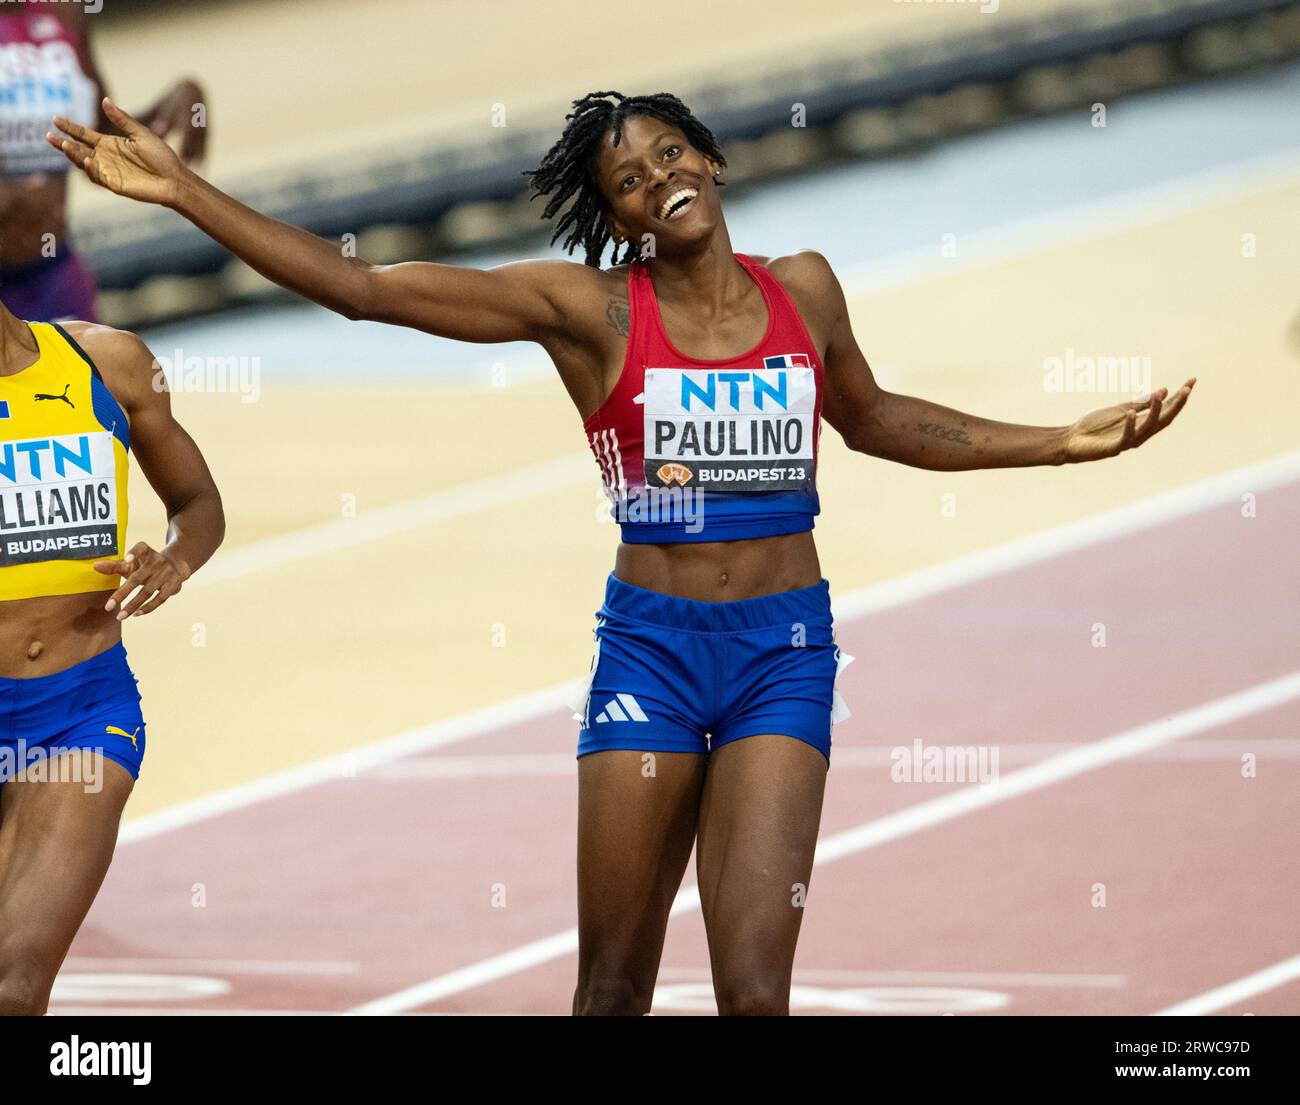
[575,574,848,762]
[0,642,146,787]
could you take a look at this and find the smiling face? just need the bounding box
[593,114,722,258]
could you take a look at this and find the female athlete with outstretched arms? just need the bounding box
[49,92,1191,1016]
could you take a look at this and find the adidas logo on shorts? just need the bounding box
[593,694,649,724]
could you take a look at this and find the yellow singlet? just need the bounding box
[0,322,130,601]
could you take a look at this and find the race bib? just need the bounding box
[643,366,816,492]
[0,40,99,175]
[0,431,119,566]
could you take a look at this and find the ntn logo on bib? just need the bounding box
[643,365,817,492]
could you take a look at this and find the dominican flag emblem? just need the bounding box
[763,353,811,370]
[0,401,9,420]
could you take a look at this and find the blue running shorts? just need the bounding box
[574,574,850,762]
[0,642,146,788]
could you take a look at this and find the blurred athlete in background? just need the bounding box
[0,303,224,1016]
[51,91,1193,1016]
[0,0,206,322]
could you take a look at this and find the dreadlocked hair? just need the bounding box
[523,90,727,268]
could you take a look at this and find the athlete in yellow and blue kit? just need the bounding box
[0,307,223,1015]
[52,91,1194,1016]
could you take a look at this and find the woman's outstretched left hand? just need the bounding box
[1064,378,1196,462]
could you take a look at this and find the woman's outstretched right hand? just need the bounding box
[47,97,187,208]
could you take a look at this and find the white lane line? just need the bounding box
[832,450,1300,623]
[814,673,1300,864]
[190,453,594,589]
[345,927,589,1018]
[368,754,577,779]
[837,148,1300,298]
[48,1006,334,1017]
[48,1006,540,1016]
[117,680,580,845]
[365,738,1300,780]
[62,958,361,976]
[829,740,1300,766]
[182,153,1300,591]
[119,449,1300,843]
[1152,954,1300,1016]
[347,670,1300,1014]
[658,967,1128,989]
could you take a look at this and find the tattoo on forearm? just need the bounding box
[605,296,630,338]
[916,421,972,446]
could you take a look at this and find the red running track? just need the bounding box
[58,478,1300,1015]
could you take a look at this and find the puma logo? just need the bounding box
[105,725,141,751]
[35,383,74,409]
[656,463,693,486]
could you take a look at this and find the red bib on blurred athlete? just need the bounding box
[0,10,98,176]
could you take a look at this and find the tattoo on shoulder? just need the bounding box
[605,295,630,338]
[916,422,972,446]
